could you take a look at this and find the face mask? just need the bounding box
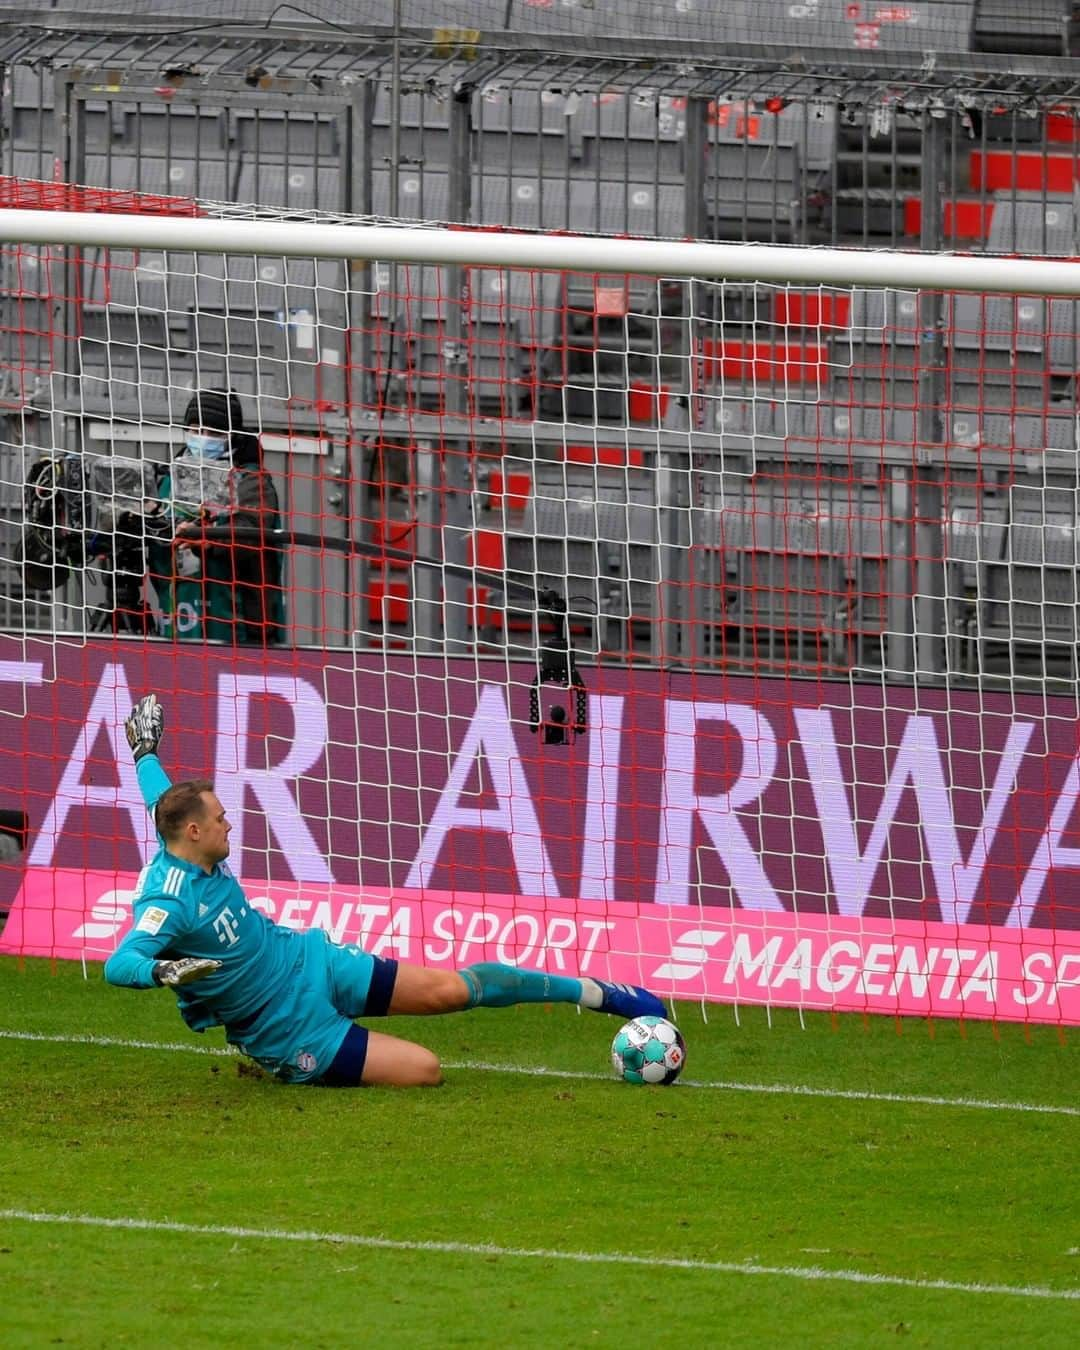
[185,432,229,460]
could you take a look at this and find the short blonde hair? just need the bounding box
[154,779,215,842]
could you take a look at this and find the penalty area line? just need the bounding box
[2,1028,1077,1118]
[0,1208,1076,1303]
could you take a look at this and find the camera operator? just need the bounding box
[147,390,285,646]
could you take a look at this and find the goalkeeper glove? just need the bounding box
[125,693,164,763]
[152,957,222,988]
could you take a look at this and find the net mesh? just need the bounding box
[0,175,1079,1027]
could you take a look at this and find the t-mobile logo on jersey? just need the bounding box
[650,928,725,982]
[213,907,240,947]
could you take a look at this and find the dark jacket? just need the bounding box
[149,458,285,646]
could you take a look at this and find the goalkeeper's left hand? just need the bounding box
[153,957,222,988]
[125,694,164,763]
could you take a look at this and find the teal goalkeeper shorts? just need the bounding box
[226,928,391,1084]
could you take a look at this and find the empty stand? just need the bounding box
[987,192,1077,256]
[7,8,1080,679]
[949,484,1080,675]
[691,471,890,668]
[480,456,662,657]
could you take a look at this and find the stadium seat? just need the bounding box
[709,98,835,167]
[902,198,996,241]
[7,67,55,151]
[80,248,196,321]
[366,572,411,626]
[693,473,890,668]
[473,87,584,172]
[698,339,829,387]
[371,516,417,570]
[577,92,685,181]
[370,168,451,223]
[108,102,228,160]
[772,292,851,330]
[83,153,228,203]
[486,470,532,513]
[566,180,683,238]
[235,162,342,213]
[987,193,1077,256]
[370,262,453,324]
[488,454,661,654]
[561,444,646,468]
[1,244,53,300]
[963,488,1080,673]
[228,107,339,162]
[464,527,506,631]
[970,150,1078,194]
[468,267,565,350]
[476,174,570,231]
[826,405,917,446]
[848,288,920,343]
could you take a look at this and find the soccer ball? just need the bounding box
[611,1015,686,1085]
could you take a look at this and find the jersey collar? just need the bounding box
[162,848,221,878]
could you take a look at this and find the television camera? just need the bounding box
[19,450,164,635]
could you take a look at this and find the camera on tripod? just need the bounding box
[528,589,588,746]
[19,450,164,635]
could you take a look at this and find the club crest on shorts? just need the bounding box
[297,1052,317,1073]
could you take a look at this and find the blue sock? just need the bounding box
[460,962,589,1010]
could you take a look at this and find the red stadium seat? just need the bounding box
[970,151,1077,193]
[772,292,852,329]
[466,530,505,629]
[563,444,646,467]
[371,517,416,570]
[487,471,531,511]
[700,339,828,384]
[628,381,671,425]
[367,575,410,625]
[902,198,995,241]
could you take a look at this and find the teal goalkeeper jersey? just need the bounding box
[103,754,302,1033]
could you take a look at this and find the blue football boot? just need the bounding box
[592,980,667,1020]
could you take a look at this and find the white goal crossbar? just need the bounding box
[3,207,1080,295]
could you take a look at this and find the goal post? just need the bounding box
[1,181,1079,1029]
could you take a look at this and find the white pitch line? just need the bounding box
[1,1027,1077,1118]
[0,1028,235,1057]
[0,1208,1075,1303]
[442,1058,1080,1118]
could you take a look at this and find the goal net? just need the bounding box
[1,176,1079,1029]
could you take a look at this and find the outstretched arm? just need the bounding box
[103,906,177,987]
[105,918,221,990]
[125,694,170,815]
[104,890,221,990]
[136,755,171,817]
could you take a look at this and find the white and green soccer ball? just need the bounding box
[611,1015,686,1085]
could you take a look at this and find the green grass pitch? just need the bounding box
[1,956,1077,1347]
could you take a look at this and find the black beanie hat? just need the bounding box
[183,389,244,436]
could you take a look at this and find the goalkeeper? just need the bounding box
[105,695,666,1087]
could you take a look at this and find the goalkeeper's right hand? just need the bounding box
[125,693,164,763]
[153,957,222,988]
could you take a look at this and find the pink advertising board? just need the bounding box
[6,866,1080,1023]
[1,636,1079,1022]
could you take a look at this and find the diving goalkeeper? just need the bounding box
[104,695,666,1087]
